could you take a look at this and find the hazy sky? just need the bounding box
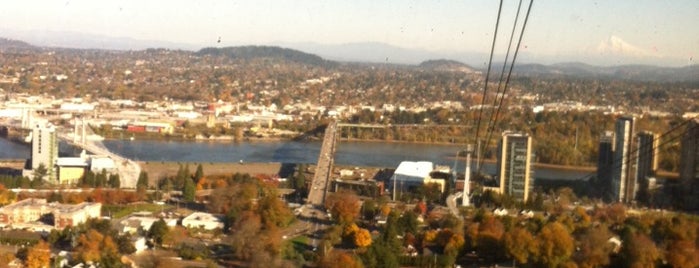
[1,0,697,66]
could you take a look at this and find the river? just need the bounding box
[0,138,592,180]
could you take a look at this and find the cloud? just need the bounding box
[595,35,660,58]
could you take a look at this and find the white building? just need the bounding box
[0,198,101,231]
[182,212,224,230]
[31,121,58,180]
[392,161,446,193]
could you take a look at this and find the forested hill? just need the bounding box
[0,38,36,51]
[196,46,336,67]
[418,59,475,73]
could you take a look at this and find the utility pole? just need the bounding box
[462,144,473,206]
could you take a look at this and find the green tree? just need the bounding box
[148,219,169,247]
[183,178,196,202]
[108,173,120,188]
[32,163,48,182]
[137,171,149,191]
[194,164,204,183]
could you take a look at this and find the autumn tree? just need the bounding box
[325,191,361,224]
[0,184,16,205]
[75,229,119,264]
[25,240,50,268]
[619,232,659,268]
[319,251,363,268]
[536,222,574,268]
[666,239,699,268]
[353,228,372,248]
[503,227,536,266]
[573,225,614,268]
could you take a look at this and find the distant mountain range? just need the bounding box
[508,62,699,83]
[0,34,697,83]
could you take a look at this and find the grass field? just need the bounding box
[139,161,283,185]
[103,203,173,219]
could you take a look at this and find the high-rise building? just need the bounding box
[612,116,635,203]
[636,131,657,182]
[31,121,58,180]
[496,131,534,202]
[680,119,699,210]
[597,131,615,196]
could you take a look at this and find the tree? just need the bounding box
[25,240,50,268]
[183,177,196,202]
[319,251,363,268]
[33,163,48,181]
[361,239,399,268]
[666,239,699,268]
[396,210,419,236]
[536,222,574,268]
[108,173,120,188]
[137,171,149,192]
[75,230,103,263]
[149,219,170,247]
[619,232,659,268]
[325,191,361,224]
[503,227,536,266]
[0,184,16,205]
[194,164,204,183]
[574,225,613,268]
[74,229,117,264]
[353,228,372,248]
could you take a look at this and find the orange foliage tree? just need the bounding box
[25,241,50,268]
[325,191,361,224]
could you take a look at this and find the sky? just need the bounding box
[0,0,697,66]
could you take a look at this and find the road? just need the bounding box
[306,121,337,206]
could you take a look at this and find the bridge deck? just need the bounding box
[307,121,338,206]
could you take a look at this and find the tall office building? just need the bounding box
[680,119,699,210]
[636,131,657,180]
[496,131,534,202]
[31,121,58,180]
[597,131,615,195]
[612,116,635,203]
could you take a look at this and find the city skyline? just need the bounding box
[0,0,697,66]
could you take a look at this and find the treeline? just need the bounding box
[338,108,680,171]
[314,190,699,268]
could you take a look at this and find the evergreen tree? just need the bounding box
[137,171,149,191]
[108,174,120,188]
[194,164,204,183]
[183,178,196,202]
